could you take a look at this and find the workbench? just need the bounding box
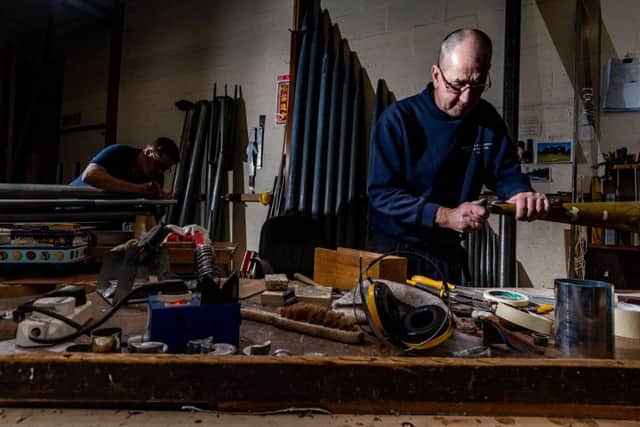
[0,279,639,420]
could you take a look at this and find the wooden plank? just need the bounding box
[0,284,56,298]
[336,247,407,284]
[2,287,640,418]
[0,354,639,418]
[613,163,640,170]
[88,242,236,265]
[289,282,332,307]
[239,279,265,300]
[0,274,98,297]
[3,409,636,427]
[313,247,407,290]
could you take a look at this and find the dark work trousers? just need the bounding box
[366,231,469,285]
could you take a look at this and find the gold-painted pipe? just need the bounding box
[489,201,640,233]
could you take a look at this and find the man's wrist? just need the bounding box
[134,182,150,193]
[435,206,451,228]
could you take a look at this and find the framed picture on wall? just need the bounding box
[535,141,573,164]
[523,165,552,183]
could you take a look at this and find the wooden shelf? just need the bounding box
[613,163,640,170]
[88,242,236,266]
[589,244,640,252]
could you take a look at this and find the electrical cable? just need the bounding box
[13,286,84,322]
[27,280,183,345]
[26,306,83,330]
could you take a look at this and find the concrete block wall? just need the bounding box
[117,0,292,253]
[600,0,640,154]
[326,0,574,287]
[56,0,585,287]
[514,0,576,288]
[324,0,505,108]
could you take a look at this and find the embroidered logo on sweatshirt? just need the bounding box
[460,130,493,154]
[460,142,492,153]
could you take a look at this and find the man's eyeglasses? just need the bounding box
[148,149,173,172]
[436,64,491,95]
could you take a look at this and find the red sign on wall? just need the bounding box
[275,74,290,125]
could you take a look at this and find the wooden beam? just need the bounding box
[0,354,639,418]
[105,0,124,146]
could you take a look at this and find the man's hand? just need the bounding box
[435,202,489,233]
[82,163,170,196]
[140,181,171,199]
[506,191,550,221]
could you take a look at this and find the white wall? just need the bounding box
[600,0,640,154]
[56,0,586,287]
[117,0,292,255]
[514,0,576,287]
[326,0,573,287]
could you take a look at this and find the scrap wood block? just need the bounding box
[289,283,332,308]
[239,279,266,300]
[264,273,289,291]
[313,247,407,290]
[261,288,296,306]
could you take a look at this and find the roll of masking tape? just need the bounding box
[494,302,553,335]
[615,302,640,339]
[483,289,530,307]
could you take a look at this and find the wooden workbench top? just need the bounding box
[1,281,640,418]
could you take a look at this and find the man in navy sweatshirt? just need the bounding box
[70,137,179,198]
[367,28,549,283]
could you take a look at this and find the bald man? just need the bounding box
[367,28,549,283]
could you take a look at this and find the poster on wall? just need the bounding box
[519,114,541,139]
[275,74,290,125]
[524,165,552,183]
[535,141,573,164]
[602,57,640,111]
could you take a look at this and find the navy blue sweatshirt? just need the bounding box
[367,84,531,246]
[69,144,164,187]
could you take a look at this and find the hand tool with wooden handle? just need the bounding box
[489,200,640,233]
[241,307,363,344]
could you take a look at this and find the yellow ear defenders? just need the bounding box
[365,280,453,350]
[358,251,454,352]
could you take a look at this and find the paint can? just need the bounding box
[554,278,614,358]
